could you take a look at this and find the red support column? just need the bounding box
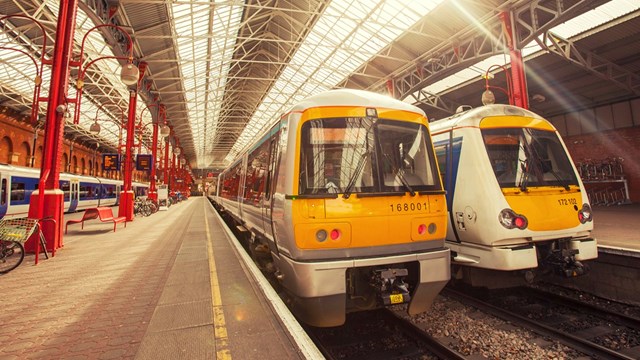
[171,151,176,192]
[119,90,137,221]
[27,0,79,255]
[163,138,170,186]
[149,121,159,201]
[500,11,529,109]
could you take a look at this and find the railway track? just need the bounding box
[304,308,465,360]
[444,286,640,359]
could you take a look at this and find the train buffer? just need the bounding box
[65,207,127,233]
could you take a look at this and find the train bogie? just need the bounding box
[431,105,597,286]
[214,89,450,327]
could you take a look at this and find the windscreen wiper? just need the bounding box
[518,159,530,192]
[343,151,370,199]
[395,168,416,196]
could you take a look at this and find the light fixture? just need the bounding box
[481,89,495,105]
[89,120,101,135]
[180,158,186,165]
[532,94,546,103]
[174,147,181,156]
[120,62,140,86]
[160,124,170,137]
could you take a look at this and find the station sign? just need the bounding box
[136,154,153,171]
[102,154,120,171]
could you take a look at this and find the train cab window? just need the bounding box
[377,121,440,192]
[299,117,440,195]
[482,128,579,189]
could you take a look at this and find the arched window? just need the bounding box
[81,158,86,174]
[62,153,69,173]
[19,141,31,167]
[36,145,43,168]
[88,160,93,176]
[0,136,13,163]
[72,156,78,173]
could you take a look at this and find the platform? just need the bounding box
[0,197,321,359]
[592,203,640,253]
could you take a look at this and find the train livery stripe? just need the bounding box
[204,207,232,360]
[479,116,556,131]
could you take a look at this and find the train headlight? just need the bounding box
[498,208,528,230]
[578,203,593,224]
[316,229,328,242]
[330,229,341,240]
[418,224,427,235]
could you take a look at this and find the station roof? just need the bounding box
[1,0,639,175]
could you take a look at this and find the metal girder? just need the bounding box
[381,20,507,100]
[407,89,461,118]
[369,0,611,104]
[539,31,640,96]
[513,0,611,48]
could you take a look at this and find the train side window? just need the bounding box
[10,181,25,203]
[1,178,7,205]
[434,143,448,188]
[265,130,281,201]
[60,181,70,201]
[244,140,270,205]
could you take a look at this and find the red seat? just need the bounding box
[65,207,127,233]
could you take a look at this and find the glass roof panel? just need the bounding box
[171,0,243,167]
[226,0,445,162]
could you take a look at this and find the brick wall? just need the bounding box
[564,126,640,203]
[1,108,152,182]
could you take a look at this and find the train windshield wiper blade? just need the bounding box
[518,159,530,192]
[395,168,416,196]
[343,150,369,199]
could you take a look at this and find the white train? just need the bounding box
[430,104,597,287]
[212,89,450,327]
[0,163,149,219]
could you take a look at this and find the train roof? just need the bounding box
[290,89,426,117]
[429,104,546,131]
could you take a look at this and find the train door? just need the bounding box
[262,130,281,244]
[0,173,7,218]
[69,179,80,212]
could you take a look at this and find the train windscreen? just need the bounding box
[299,117,440,195]
[482,127,579,190]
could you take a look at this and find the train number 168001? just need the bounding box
[390,202,427,212]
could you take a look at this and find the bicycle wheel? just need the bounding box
[142,203,152,217]
[0,240,25,274]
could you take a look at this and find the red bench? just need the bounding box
[65,207,127,233]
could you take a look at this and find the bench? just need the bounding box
[65,207,127,234]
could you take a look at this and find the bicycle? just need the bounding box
[0,217,50,274]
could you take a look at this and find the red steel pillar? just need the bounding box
[170,151,176,192]
[27,0,79,254]
[148,121,159,201]
[163,137,170,185]
[500,11,529,109]
[119,89,137,221]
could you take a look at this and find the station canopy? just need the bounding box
[1,0,639,175]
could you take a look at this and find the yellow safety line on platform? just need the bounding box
[205,208,232,360]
